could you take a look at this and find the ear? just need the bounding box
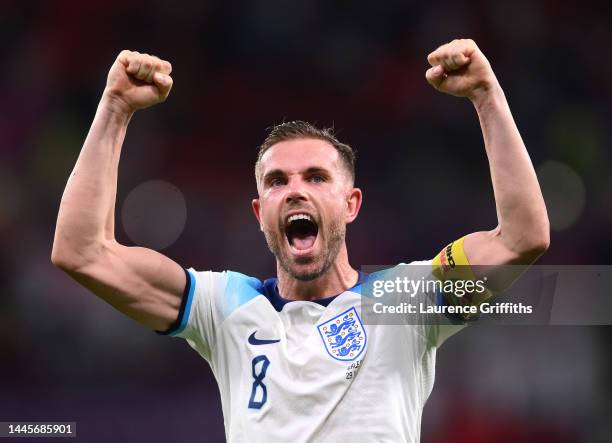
[252,198,263,228]
[345,187,362,224]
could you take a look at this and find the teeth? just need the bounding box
[287,214,312,223]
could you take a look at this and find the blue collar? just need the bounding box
[262,272,367,312]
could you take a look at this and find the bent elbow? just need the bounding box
[537,230,550,254]
[51,238,104,273]
[526,235,549,257]
[518,221,550,261]
[51,244,80,272]
[533,218,550,253]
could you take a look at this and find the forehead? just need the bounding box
[260,138,341,174]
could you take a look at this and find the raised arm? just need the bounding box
[51,50,186,331]
[425,39,549,288]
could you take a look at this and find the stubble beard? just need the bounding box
[263,218,345,282]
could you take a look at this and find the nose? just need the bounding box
[285,190,307,204]
[285,177,308,204]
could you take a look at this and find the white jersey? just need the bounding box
[165,261,463,442]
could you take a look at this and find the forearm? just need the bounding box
[471,84,549,255]
[52,94,132,267]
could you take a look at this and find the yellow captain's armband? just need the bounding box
[432,237,493,319]
[432,236,473,280]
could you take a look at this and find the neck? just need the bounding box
[276,243,358,301]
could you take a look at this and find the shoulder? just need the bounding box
[188,269,265,311]
[362,260,433,281]
[189,269,262,289]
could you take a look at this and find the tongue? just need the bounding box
[292,234,316,251]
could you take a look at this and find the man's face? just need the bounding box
[252,138,361,281]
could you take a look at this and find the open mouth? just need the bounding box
[285,213,319,253]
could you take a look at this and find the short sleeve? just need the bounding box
[162,268,230,361]
[403,260,466,349]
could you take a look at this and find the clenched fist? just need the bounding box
[425,39,497,101]
[104,50,173,113]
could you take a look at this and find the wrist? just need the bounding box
[469,80,505,113]
[99,90,135,120]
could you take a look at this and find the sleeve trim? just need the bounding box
[157,268,196,336]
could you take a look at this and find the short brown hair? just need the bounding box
[255,121,356,185]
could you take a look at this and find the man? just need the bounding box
[52,39,549,442]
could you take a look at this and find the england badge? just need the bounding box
[317,307,367,362]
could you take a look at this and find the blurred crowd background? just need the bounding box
[1,1,611,442]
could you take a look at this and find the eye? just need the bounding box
[270,177,286,187]
[309,175,325,183]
